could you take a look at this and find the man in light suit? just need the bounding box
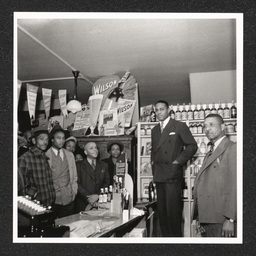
[151,100,197,237]
[75,142,110,212]
[46,125,78,218]
[192,114,237,237]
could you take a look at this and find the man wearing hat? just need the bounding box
[45,125,78,218]
[18,124,55,207]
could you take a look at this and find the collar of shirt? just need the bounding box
[161,116,170,129]
[31,146,44,156]
[52,147,64,160]
[212,135,226,152]
[87,158,96,165]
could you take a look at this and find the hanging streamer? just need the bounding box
[26,83,38,120]
[17,80,22,103]
[58,90,68,117]
[42,88,52,119]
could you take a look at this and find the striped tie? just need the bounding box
[91,160,96,170]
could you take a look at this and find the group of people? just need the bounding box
[151,100,237,238]
[17,124,125,219]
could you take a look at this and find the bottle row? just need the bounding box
[148,100,237,122]
[98,185,113,204]
[184,158,203,177]
[189,122,237,134]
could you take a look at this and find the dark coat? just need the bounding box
[151,118,197,182]
[75,158,110,212]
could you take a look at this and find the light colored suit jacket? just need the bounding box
[192,136,237,223]
[46,148,78,201]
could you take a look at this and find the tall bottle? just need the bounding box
[181,103,188,121]
[211,103,217,114]
[223,102,230,119]
[103,187,108,203]
[199,103,205,120]
[175,104,181,121]
[148,181,155,202]
[217,102,224,118]
[187,103,193,121]
[99,188,104,204]
[169,105,175,119]
[205,104,211,117]
[109,185,113,200]
[193,104,199,120]
[230,100,237,118]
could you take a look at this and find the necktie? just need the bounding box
[58,149,63,161]
[91,160,96,170]
[160,122,164,133]
[208,142,215,156]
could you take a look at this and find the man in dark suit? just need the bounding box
[151,100,197,237]
[192,114,237,237]
[75,142,110,212]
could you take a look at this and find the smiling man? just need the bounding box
[151,100,197,237]
[192,114,237,237]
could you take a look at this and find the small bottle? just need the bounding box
[169,105,175,119]
[150,110,156,122]
[140,126,145,136]
[181,103,188,121]
[205,104,211,117]
[193,104,199,120]
[103,188,108,203]
[192,123,198,134]
[199,104,205,120]
[175,104,181,120]
[146,125,152,135]
[200,138,207,155]
[189,123,194,133]
[99,188,104,204]
[109,185,113,200]
[197,123,203,134]
[230,100,237,118]
[183,180,188,199]
[211,103,217,114]
[217,102,224,118]
[187,103,193,121]
[223,102,230,119]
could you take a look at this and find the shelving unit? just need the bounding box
[136,106,237,237]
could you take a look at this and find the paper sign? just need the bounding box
[42,88,52,119]
[26,83,38,120]
[58,90,68,117]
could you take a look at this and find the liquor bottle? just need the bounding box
[223,102,230,119]
[148,181,155,202]
[183,180,188,199]
[181,103,188,121]
[230,100,237,118]
[175,104,181,120]
[109,185,113,200]
[140,126,145,136]
[187,103,193,120]
[169,105,175,119]
[150,110,156,122]
[199,103,205,120]
[146,125,152,135]
[99,188,104,204]
[217,102,224,118]
[192,123,198,134]
[199,138,207,155]
[103,188,108,203]
[205,104,211,117]
[197,122,203,134]
[193,104,199,120]
[211,103,217,114]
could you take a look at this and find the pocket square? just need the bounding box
[169,132,176,135]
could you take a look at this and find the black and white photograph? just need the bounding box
[13,12,243,244]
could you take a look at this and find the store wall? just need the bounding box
[189,70,236,104]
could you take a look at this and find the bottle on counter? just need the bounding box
[217,102,224,118]
[205,104,211,117]
[231,100,237,118]
[103,188,108,203]
[175,104,181,120]
[109,185,113,201]
[169,105,175,119]
[187,103,193,120]
[193,104,199,120]
[181,103,188,121]
[223,102,230,119]
[199,103,205,120]
[99,188,104,204]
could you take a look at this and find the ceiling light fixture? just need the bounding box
[66,70,82,114]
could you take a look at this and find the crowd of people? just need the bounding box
[17,124,126,219]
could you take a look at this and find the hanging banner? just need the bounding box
[42,88,52,119]
[17,80,22,103]
[58,90,68,117]
[26,83,38,120]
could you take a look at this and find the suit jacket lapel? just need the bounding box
[84,159,95,180]
[155,118,176,152]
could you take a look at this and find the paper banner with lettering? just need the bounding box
[17,80,22,103]
[42,88,52,119]
[58,90,68,117]
[26,83,38,120]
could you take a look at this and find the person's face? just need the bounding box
[110,144,121,159]
[155,103,169,121]
[34,133,49,151]
[75,153,84,162]
[52,131,65,150]
[203,117,225,142]
[84,142,98,159]
[65,140,76,153]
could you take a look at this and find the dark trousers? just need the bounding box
[156,181,182,237]
[52,201,75,219]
